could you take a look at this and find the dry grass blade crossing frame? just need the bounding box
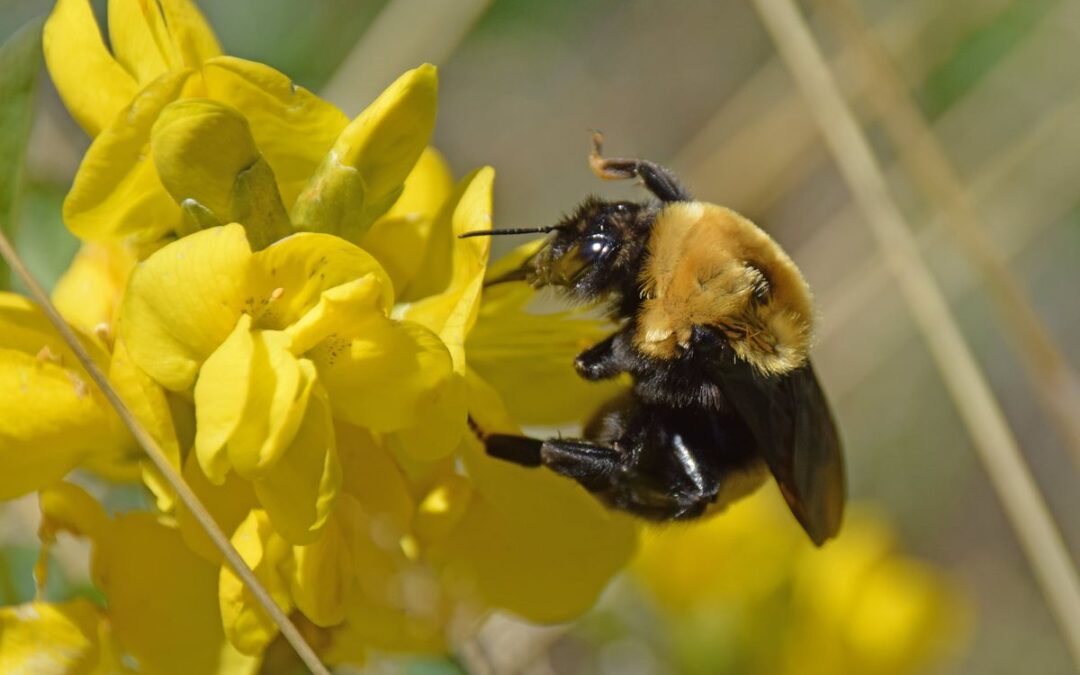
[749,0,1080,666]
[821,0,1080,466]
[0,231,332,675]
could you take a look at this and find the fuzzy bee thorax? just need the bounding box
[634,202,814,375]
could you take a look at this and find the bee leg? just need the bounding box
[589,132,690,203]
[574,330,633,380]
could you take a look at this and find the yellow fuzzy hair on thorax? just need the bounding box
[634,202,814,375]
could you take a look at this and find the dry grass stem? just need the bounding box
[750,0,1080,665]
[0,230,332,675]
[821,0,1080,465]
[817,95,1080,397]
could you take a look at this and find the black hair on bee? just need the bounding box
[462,133,845,545]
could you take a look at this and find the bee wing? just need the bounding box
[715,361,845,545]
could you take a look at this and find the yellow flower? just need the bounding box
[0,293,133,499]
[0,600,121,674]
[23,482,260,675]
[44,0,349,245]
[632,489,970,675]
[4,2,648,667]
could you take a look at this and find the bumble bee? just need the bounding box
[461,134,844,545]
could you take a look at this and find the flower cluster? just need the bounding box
[0,0,638,670]
[631,488,971,675]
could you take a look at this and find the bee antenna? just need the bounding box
[458,225,561,239]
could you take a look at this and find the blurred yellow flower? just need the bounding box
[632,488,971,675]
[26,482,259,675]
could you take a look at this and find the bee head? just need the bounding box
[531,197,649,301]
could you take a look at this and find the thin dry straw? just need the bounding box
[0,230,332,675]
[822,0,1080,466]
[750,0,1080,666]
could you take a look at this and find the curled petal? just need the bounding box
[195,325,309,480]
[291,65,437,241]
[363,147,454,295]
[284,276,387,356]
[43,0,139,136]
[251,231,393,334]
[120,224,252,391]
[63,69,191,242]
[252,372,341,544]
[203,57,348,209]
[220,510,294,656]
[193,315,255,483]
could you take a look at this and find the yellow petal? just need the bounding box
[99,513,258,674]
[291,65,438,241]
[39,484,257,675]
[284,276,387,356]
[400,167,494,372]
[107,0,169,84]
[362,147,454,295]
[151,98,291,248]
[250,231,393,334]
[43,0,139,136]
[0,296,122,499]
[468,280,626,426]
[151,99,261,218]
[414,471,472,546]
[290,510,354,627]
[336,423,414,530]
[39,481,112,544]
[176,450,257,564]
[109,0,220,81]
[51,242,137,341]
[220,510,293,655]
[85,337,180,484]
[154,0,222,68]
[327,494,448,655]
[120,224,252,391]
[203,56,348,209]
[0,600,107,673]
[193,314,254,483]
[225,330,308,478]
[252,371,341,544]
[311,315,455,438]
[431,433,639,623]
[63,69,191,242]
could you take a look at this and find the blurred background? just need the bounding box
[1,0,1077,673]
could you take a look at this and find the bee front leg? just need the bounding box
[574,328,634,380]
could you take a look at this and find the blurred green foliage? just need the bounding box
[0,18,42,290]
[918,0,1057,119]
